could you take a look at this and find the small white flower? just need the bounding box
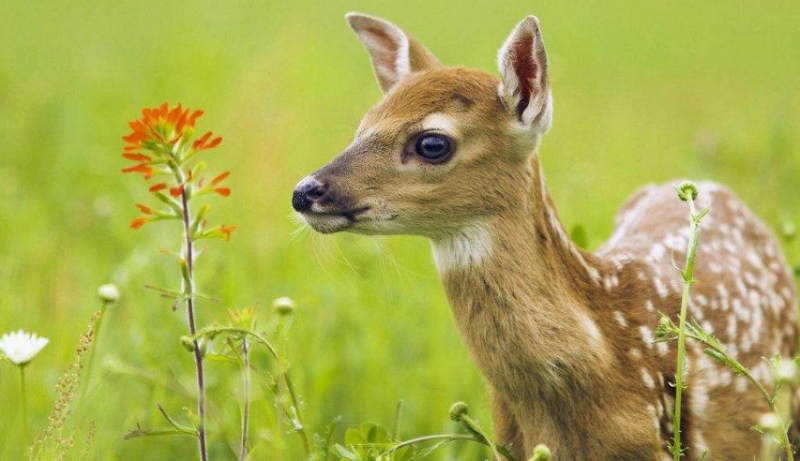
[0,330,49,365]
[97,283,120,303]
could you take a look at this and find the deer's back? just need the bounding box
[598,180,798,460]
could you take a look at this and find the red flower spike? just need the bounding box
[192,132,212,150]
[149,183,167,193]
[136,204,154,215]
[214,188,231,197]
[122,164,154,177]
[123,152,152,162]
[207,137,222,149]
[128,120,147,134]
[175,110,189,135]
[123,132,147,145]
[220,225,237,241]
[169,185,185,197]
[166,104,182,125]
[210,171,230,186]
[130,218,149,230]
[187,109,204,126]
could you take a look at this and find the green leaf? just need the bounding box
[333,444,359,461]
[345,428,367,445]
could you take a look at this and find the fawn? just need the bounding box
[292,13,799,461]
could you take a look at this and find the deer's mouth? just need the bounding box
[299,206,371,234]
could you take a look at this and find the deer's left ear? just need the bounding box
[346,13,441,94]
[498,16,552,133]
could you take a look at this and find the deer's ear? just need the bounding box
[346,13,441,94]
[498,16,552,133]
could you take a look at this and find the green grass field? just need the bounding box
[1,0,799,459]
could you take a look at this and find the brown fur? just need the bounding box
[297,14,799,460]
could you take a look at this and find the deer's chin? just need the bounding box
[299,213,353,234]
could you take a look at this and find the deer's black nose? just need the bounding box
[292,177,328,212]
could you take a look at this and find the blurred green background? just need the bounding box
[1,0,799,459]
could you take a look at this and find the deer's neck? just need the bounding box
[431,156,615,399]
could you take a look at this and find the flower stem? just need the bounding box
[82,301,108,399]
[180,189,209,461]
[20,365,28,438]
[238,338,250,461]
[672,197,701,461]
[191,326,311,458]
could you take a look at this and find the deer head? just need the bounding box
[293,14,553,238]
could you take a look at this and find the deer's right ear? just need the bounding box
[498,16,552,133]
[346,13,441,94]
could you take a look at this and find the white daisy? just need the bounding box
[0,330,49,365]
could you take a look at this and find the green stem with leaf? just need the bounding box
[682,329,794,461]
[191,326,311,458]
[671,193,703,461]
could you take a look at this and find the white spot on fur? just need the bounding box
[640,326,654,347]
[578,311,603,347]
[641,368,655,389]
[654,278,669,299]
[613,311,628,328]
[432,224,493,272]
[422,113,458,136]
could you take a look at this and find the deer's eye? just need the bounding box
[414,133,452,163]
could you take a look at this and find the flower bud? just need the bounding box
[449,402,469,422]
[759,412,782,433]
[529,444,551,461]
[776,360,797,385]
[654,316,672,338]
[180,336,195,352]
[97,283,120,303]
[677,181,699,202]
[782,221,797,242]
[273,297,296,316]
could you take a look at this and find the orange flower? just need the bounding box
[122,163,154,179]
[192,132,222,152]
[130,218,149,230]
[169,185,185,197]
[149,183,167,193]
[210,171,230,186]
[122,102,207,152]
[135,204,154,215]
[220,225,237,241]
[209,171,231,196]
[123,152,152,162]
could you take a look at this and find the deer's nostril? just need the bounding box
[306,185,326,200]
[292,177,328,212]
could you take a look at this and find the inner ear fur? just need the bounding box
[497,16,552,132]
[346,12,441,94]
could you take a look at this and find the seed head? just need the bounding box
[97,283,120,303]
[677,181,699,202]
[449,402,469,422]
[273,297,296,316]
[781,221,797,242]
[529,444,551,461]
